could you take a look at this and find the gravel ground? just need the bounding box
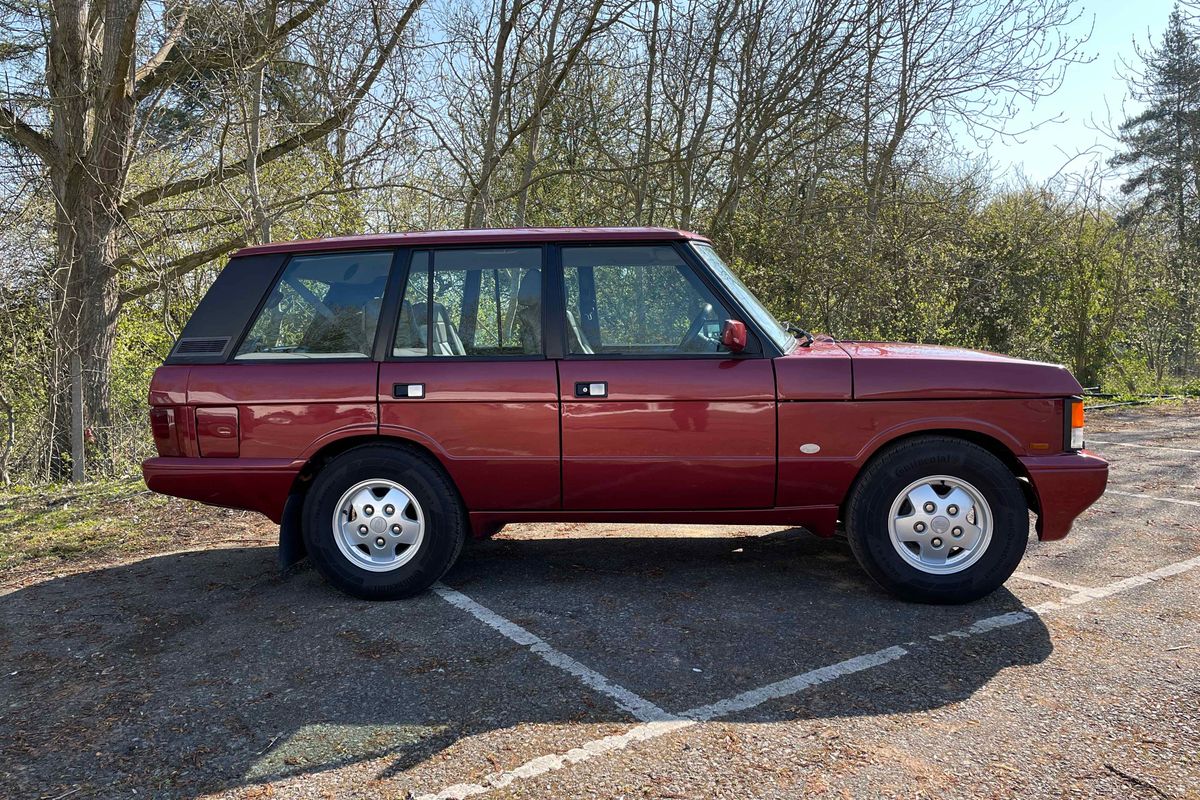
[1,405,1197,799]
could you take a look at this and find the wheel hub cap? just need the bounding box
[887,475,993,575]
[332,479,425,572]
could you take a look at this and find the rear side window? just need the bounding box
[393,248,542,357]
[235,251,392,360]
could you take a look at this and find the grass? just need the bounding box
[0,476,272,585]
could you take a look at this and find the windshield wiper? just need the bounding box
[786,322,814,348]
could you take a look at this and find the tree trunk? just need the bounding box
[247,1,278,244]
[49,184,122,479]
[0,390,13,486]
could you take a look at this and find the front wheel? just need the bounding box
[302,444,466,600]
[845,436,1028,604]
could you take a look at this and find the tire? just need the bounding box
[301,444,466,600]
[845,436,1028,604]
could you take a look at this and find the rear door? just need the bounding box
[377,247,560,511]
[555,242,777,510]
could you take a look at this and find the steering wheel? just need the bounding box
[679,302,715,351]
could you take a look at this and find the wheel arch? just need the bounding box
[278,432,461,568]
[840,428,1036,527]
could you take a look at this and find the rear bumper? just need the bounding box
[142,457,301,523]
[1019,451,1109,541]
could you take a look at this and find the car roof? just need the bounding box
[234,227,710,257]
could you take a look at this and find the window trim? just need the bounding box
[226,247,399,365]
[688,241,793,354]
[672,240,784,357]
[553,240,769,361]
[381,243,551,363]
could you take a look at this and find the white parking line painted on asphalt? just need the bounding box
[1089,439,1200,455]
[1106,489,1200,507]
[432,584,676,724]
[928,609,1036,641]
[680,646,908,721]
[415,648,907,800]
[1057,553,1200,605]
[1009,571,1093,594]
[420,552,1200,800]
[425,720,696,800]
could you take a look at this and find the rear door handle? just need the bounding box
[393,383,425,398]
[574,381,607,398]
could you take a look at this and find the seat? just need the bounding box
[515,269,542,354]
[300,284,378,355]
[412,301,466,356]
[393,300,425,355]
[565,308,594,354]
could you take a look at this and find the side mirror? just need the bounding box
[720,319,747,352]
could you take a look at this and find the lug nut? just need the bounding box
[384,504,395,515]
[391,524,401,533]
[364,505,374,515]
[952,526,963,537]
[375,537,386,547]
[947,504,959,515]
[923,502,936,513]
[931,537,943,548]
[914,522,926,533]
[358,524,368,534]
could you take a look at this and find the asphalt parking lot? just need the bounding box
[2,405,1198,799]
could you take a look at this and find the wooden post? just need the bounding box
[70,353,84,482]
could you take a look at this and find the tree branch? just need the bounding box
[117,233,250,305]
[135,4,191,86]
[0,106,57,164]
[133,0,330,100]
[120,0,424,218]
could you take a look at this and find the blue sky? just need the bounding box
[984,0,1179,184]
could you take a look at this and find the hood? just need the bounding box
[835,341,1082,400]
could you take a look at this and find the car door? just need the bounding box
[377,247,561,511]
[555,242,777,510]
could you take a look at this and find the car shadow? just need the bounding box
[0,532,1052,798]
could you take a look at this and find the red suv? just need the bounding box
[143,227,1108,603]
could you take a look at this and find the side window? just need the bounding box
[394,248,542,357]
[235,251,392,359]
[561,245,733,355]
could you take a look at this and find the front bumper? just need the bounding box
[142,457,302,523]
[1019,450,1109,540]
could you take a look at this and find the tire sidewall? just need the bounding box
[302,446,464,600]
[848,440,1028,603]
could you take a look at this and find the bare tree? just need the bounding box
[858,0,1088,215]
[0,0,424,476]
[426,0,632,228]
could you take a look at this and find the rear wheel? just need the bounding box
[845,436,1028,604]
[302,444,466,600]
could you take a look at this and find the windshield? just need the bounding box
[689,242,795,353]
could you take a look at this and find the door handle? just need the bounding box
[392,383,425,398]
[574,381,607,398]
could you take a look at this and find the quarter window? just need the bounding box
[394,248,543,357]
[561,245,734,355]
[235,251,392,359]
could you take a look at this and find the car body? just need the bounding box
[143,227,1108,602]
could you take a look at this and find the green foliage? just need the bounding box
[1110,5,1200,376]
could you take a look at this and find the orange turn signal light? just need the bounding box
[1068,399,1085,450]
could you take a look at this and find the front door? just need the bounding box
[556,243,776,510]
[378,247,560,511]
